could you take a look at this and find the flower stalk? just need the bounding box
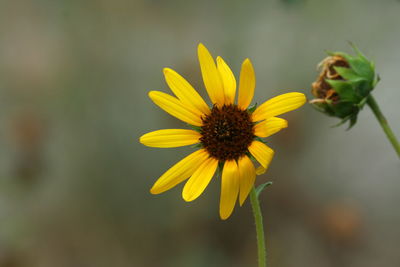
[366,95,400,158]
[250,187,267,267]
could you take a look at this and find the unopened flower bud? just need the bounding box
[310,44,379,128]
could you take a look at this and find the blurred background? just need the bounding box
[0,0,399,266]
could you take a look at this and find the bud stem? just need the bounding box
[367,95,400,158]
[250,187,267,267]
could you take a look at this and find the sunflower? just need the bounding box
[140,44,306,219]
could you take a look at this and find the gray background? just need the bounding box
[0,0,399,266]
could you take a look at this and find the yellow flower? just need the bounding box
[140,44,306,220]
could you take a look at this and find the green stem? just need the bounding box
[250,187,267,267]
[366,95,400,158]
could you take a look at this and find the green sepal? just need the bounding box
[348,57,374,80]
[333,66,362,82]
[325,79,359,102]
[254,136,267,144]
[246,152,256,161]
[331,115,351,128]
[189,125,202,132]
[373,74,381,88]
[190,143,203,149]
[217,161,224,177]
[331,101,358,118]
[348,43,375,78]
[332,45,375,86]
[347,114,358,130]
[330,112,358,129]
[355,79,373,99]
[325,50,336,56]
[357,96,369,109]
[329,51,351,61]
[310,102,336,117]
[348,41,368,61]
[218,161,224,170]
[247,103,258,113]
[256,182,273,198]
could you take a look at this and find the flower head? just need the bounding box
[140,44,306,219]
[310,44,378,128]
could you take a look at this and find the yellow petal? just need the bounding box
[140,129,201,148]
[150,149,209,194]
[163,68,210,116]
[238,156,256,206]
[252,92,306,122]
[255,165,266,175]
[149,91,203,126]
[216,56,236,105]
[248,141,274,170]
[254,117,288,138]
[219,160,240,220]
[182,157,218,202]
[198,43,225,106]
[237,58,255,109]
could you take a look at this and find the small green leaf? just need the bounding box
[256,182,273,197]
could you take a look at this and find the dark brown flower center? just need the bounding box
[200,104,254,161]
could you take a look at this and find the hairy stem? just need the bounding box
[250,187,267,267]
[367,95,400,158]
